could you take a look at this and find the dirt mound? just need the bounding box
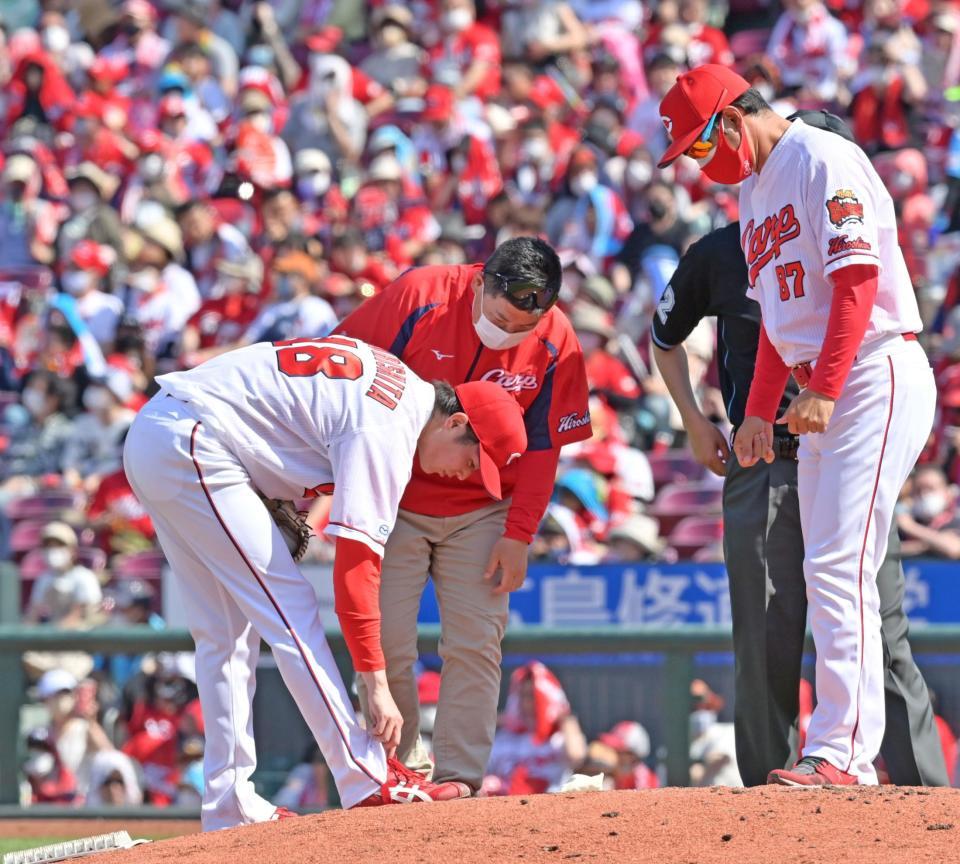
[84,787,959,864]
[0,820,199,840]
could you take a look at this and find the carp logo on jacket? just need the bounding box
[481,368,539,393]
[741,204,801,286]
[826,190,864,228]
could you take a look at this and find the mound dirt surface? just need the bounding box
[0,820,199,839]
[82,786,958,864]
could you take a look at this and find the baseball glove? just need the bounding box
[260,496,312,562]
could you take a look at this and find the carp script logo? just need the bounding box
[826,189,864,228]
[481,368,539,393]
[741,204,801,287]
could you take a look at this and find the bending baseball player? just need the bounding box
[658,66,936,786]
[123,336,526,829]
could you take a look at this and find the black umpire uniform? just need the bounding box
[651,216,948,787]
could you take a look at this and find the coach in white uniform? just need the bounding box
[124,336,527,827]
[657,66,936,786]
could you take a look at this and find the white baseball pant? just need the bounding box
[797,335,936,782]
[123,395,385,830]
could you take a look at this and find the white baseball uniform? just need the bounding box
[123,336,436,829]
[739,119,936,782]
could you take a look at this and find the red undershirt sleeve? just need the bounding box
[332,536,385,672]
[503,447,561,544]
[744,323,793,423]
[807,264,879,400]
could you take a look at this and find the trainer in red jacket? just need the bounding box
[335,237,590,791]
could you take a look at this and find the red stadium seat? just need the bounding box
[113,550,166,581]
[9,519,46,557]
[668,516,725,560]
[729,28,771,61]
[5,491,81,522]
[647,451,705,490]
[649,483,723,536]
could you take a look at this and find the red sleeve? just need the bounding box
[333,536,385,672]
[351,67,385,104]
[536,328,591,450]
[807,264,879,399]
[333,268,438,357]
[744,323,792,422]
[503,447,560,543]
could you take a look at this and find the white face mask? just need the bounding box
[24,751,56,778]
[128,268,160,293]
[42,25,70,53]
[626,159,653,190]
[689,709,717,738]
[443,7,473,31]
[570,171,598,197]
[70,189,99,213]
[45,547,73,571]
[473,287,532,350]
[912,491,947,523]
[297,173,331,200]
[62,271,90,296]
[22,388,47,417]
[246,112,272,133]
[82,386,112,413]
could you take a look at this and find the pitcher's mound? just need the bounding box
[88,786,959,864]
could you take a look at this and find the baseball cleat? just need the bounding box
[354,758,471,806]
[271,807,299,820]
[767,756,858,787]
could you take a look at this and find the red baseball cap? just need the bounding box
[422,85,455,123]
[657,64,750,168]
[455,381,527,500]
[70,240,114,276]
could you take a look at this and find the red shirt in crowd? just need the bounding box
[335,263,591,542]
[427,23,502,101]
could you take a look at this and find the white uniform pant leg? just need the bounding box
[148,514,267,830]
[124,398,385,820]
[798,341,936,782]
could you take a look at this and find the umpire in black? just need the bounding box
[650,110,948,787]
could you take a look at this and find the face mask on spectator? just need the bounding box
[626,159,653,190]
[689,709,717,739]
[570,171,598,197]
[912,491,947,523]
[443,8,473,32]
[42,25,71,53]
[22,388,47,418]
[83,386,112,413]
[297,173,331,200]
[62,271,90,296]
[70,189,98,213]
[521,137,551,166]
[44,547,73,572]
[128,268,160,294]
[23,751,56,778]
[246,111,272,134]
[473,287,531,350]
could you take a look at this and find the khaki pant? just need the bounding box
[357,499,510,790]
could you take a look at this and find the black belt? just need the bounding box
[730,427,799,462]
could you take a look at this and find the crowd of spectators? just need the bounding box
[6,0,960,803]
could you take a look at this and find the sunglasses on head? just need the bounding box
[483,269,558,311]
[685,113,719,160]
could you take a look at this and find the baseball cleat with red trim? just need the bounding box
[354,758,471,806]
[271,807,299,820]
[767,756,858,786]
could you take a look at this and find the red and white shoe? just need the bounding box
[767,756,858,787]
[354,758,471,806]
[270,806,299,820]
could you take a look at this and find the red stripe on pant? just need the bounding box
[846,356,895,773]
[188,421,385,787]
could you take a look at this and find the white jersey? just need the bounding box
[156,337,435,555]
[739,119,922,367]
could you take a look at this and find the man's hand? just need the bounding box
[776,389,836,435]
[359,670,402,758]
[687,414,731,477]
[733,416,775,468]
[483,536,529,595]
